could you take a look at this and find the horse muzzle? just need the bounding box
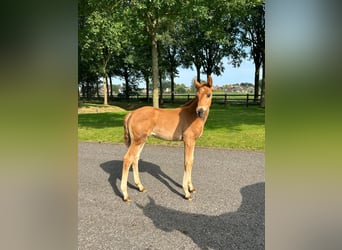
[196,108,205,118]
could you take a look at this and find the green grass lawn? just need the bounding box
[78,103,264,150]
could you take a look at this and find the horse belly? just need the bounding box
[151,125,182,141]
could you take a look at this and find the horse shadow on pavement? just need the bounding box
[136,182,265,250]
[100,160,184,200]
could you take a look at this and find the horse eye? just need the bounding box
[207,93,211,98]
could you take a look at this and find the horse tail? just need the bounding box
[123,112,132,147]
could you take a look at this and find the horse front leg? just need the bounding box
[183,139,195,200]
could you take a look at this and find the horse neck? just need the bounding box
[181,97,198,110]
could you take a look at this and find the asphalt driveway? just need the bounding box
[78,142,264,249]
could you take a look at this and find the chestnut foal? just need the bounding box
[121,76,213,201]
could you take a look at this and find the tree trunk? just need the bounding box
[86,83,90,100]
[106,76,110,100]
[159,72,163,106]
[260,77,265,108]
[81,84,85,98]
[103,75,108,105]
[96,81,99,98]
[102,53,110,105]
[124,68,130,100]
[254,63,260,102]
[260,63,265,108]
[171,72,175,103]
[195,63,201,82]
[151,32,159,108]
[144,75,150,102]
[109,76,113,98]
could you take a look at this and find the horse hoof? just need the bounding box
[185,195,193,201]
[140,187,147,193]
[123,196,131,202]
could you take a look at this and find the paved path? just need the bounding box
[78,142,264,250]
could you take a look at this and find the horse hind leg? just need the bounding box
[121,142,141,202]
[121,151,132,201]
[121,138,147,202]
[132,143,146,193]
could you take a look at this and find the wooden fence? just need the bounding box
[80,93,261,107]
[162,93,260,107]
[113,93,261,107]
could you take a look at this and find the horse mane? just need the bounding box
[181,96,198,108]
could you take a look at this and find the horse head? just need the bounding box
[194,76,213,118]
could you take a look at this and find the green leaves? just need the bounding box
[79,0,265,103]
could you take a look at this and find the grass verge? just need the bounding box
[78,103,264,150]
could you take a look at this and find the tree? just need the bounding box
[78,0,265,107]
[79,0,99,100]
[158,19,182,103]
[110,54,140,99]
[178,9,206,82]
[129,0,183,108]
[179,0,240,81]
[108,2,152,100]
[79,0,125,105]
[133,36,152,102]
[237,0,265,104]
[110,46,140,100]
[175,83,187,94]
[78,49,99,99]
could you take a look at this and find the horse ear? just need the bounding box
[207,76,213,88]
[194,79,202,89]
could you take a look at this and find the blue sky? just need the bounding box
[175,59,256,87]
[112,58,256,88]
